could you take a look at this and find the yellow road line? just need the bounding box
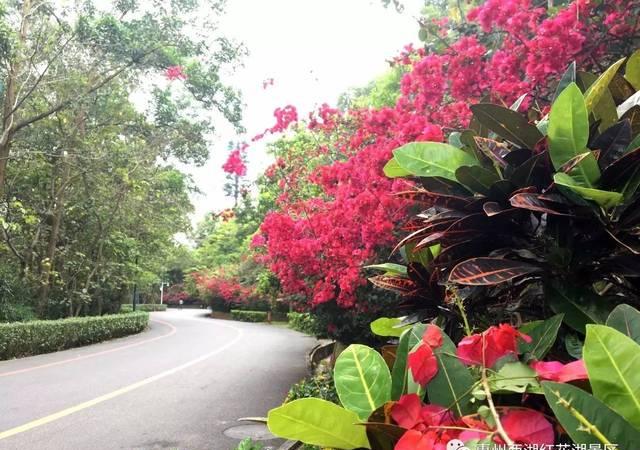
[0,320,243,441]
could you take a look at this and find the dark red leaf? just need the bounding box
[509,193,575,216]
[448,257,542,285]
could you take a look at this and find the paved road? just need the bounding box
[0,309,315,450]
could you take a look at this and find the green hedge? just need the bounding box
[287,312,318,335]
[120,303,167,312]
[230,310,268,322]
[0,311,149,360]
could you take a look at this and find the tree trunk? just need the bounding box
[37,150,71,316]
[0,0,31,198]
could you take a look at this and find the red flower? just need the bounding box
[531,359,588,383]
[457,324,531,368]
[408,344,438,385]
[165,65,187,81]
[395,430,441,450]
[501,409,555,445]
[423,325,443,348]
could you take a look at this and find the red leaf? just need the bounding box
[408,344,438,385]
[423,325,443,349]
[394,430,434,450]
[391,394,422,429]
[531,359,588,383]
[501,409,555,445]
[457,324,530,368]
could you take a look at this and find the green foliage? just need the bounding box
[517,314,564,361]
[232,439,263,450]
[0,312,148,360]
[584,324,640,429]
[287,312,319,335]
[544,318,640,447]
[285,373,339,405]
[426,327,476,416]
[334,344,392,420]
[543,381,640,448]
[267,398,370,449]
[369,317,411,337]
[230,310,268,323]
[120,304,167,312]
[374,56,640,334]
[390,142,478,179]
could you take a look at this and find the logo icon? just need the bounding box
[446,439,470,450]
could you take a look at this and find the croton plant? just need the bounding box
[266,54,640,449]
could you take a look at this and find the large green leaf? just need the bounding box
[370,317,411,338]
[393,142,478,180]
[469,103,543,149]
[553,62,577,101]
[546,284,610,334]
[626,50,640,91]
[606,304,640,344]
[584,324,640,429]
[267,398,370,449]
[334,344,392,420]
[548,83,597,186]
[543,381,640,449]
[485,362,541,394]
[390,324,426,400]
[554,173,623,208]
[518,314,564,361]
[455,165,499,195]
[383,158,411,178]
[364,263,408,277]
[584,57,626,113]
[426,328,478,416]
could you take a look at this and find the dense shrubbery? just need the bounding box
[0,312,149,360]
[287,312,318,335]
[120,304,167,312]
[285,373,339,405]
[230,310,268,323]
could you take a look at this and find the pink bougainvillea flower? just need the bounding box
[501,409,555,445]
[531,359,588,383]
[457,324,531,368]
[165,65,187,81]
[408,343,438,385]
[423,325,443,349]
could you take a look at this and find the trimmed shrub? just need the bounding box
[120,303,167,312]
[0,311,149,360]
[230,310,267,322]
[287,312,318,335]
[285,372,339,405]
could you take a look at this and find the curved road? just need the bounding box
[0,309,315,450]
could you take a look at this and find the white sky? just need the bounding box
[184,0,424,226]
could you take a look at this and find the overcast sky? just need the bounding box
[182,0,424,226]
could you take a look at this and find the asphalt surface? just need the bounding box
[0,309,315,450]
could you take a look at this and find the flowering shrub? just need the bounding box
[254,0,639,317]
[267,306,640,449]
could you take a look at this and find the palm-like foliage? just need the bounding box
[370,53,640,334]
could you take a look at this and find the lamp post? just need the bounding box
[159,282,169,305]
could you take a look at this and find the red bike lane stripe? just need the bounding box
[0,318,177,378]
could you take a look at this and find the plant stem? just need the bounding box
[481,366,514,446]
[553,391,612,445]
[453,291,472,336]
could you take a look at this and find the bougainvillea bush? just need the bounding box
[250,0,640,336]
